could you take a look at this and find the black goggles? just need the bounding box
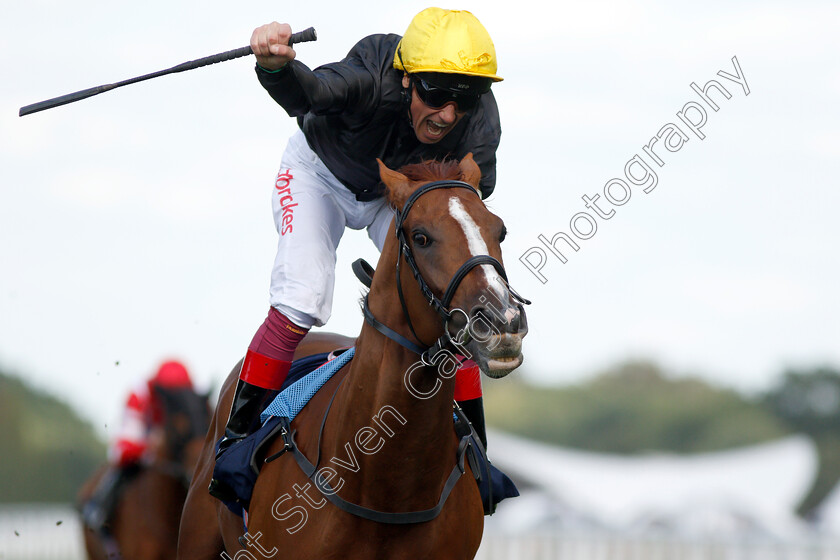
[411,76,482,112]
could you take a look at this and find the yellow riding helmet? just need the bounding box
[393,7,502,82]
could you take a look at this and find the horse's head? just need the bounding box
[377,154,529,378]
[151,386,212,482]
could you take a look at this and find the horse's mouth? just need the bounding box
[484,354,524,378]
[467,333,525,379]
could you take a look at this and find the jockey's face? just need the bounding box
[403,74,465,144]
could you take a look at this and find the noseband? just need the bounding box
[361,180,530,363]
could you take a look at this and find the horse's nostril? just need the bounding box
[463,306,494,341]
[470,306,495,328]
[470,302,521,334]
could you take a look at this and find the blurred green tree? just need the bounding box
[0,369,106,503]
[485,360,790,454]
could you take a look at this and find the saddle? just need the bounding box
[211,350,518,521]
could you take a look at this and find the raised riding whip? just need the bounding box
[19,27,317,117]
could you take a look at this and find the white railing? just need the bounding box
[4,505,840,560]
[476,532,840,560]
[0,504,85,560]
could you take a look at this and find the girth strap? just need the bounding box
[281,420,473,524]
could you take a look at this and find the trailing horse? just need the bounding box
[178,154,528,560]
[80,385,211,560]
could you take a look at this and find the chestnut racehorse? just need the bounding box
[178,154,528,560]
[80,386,211,560]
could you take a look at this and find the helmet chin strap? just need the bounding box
[402,80,414,128]
[397,47,414,128]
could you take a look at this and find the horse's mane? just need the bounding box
[398,159,461,182]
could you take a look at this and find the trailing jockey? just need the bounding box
[209,7,502,502]
[81,360,194,531]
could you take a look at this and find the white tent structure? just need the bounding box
[815,480,840,537]
[485,430,818,539]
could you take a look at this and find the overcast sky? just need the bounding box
[2,0,839,434]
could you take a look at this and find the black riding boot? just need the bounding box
[208,379,278,501]
[457,396,488,451]
[216,379,279,457]
[81,466,129,533]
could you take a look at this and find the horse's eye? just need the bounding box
[412,232,431,248]
[499,226,507,243]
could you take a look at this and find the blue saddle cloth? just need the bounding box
[280,351,336,389]
[212,349,518,518]
[260,348,355,423]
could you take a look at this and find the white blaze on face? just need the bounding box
[448,196,509,306]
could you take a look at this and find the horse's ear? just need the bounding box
[458,153,482,194]
[378,158,412,211]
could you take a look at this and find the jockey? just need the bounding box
[81,360,193,531]
[209,8,501,499]
[109,360,194,466]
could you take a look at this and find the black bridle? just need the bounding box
[268,180,531,525]
[361,179,530,363]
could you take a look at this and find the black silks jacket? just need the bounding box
[256,33,501,201]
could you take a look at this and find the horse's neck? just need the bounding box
[346,327,455,432]
[325,273,457,501]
